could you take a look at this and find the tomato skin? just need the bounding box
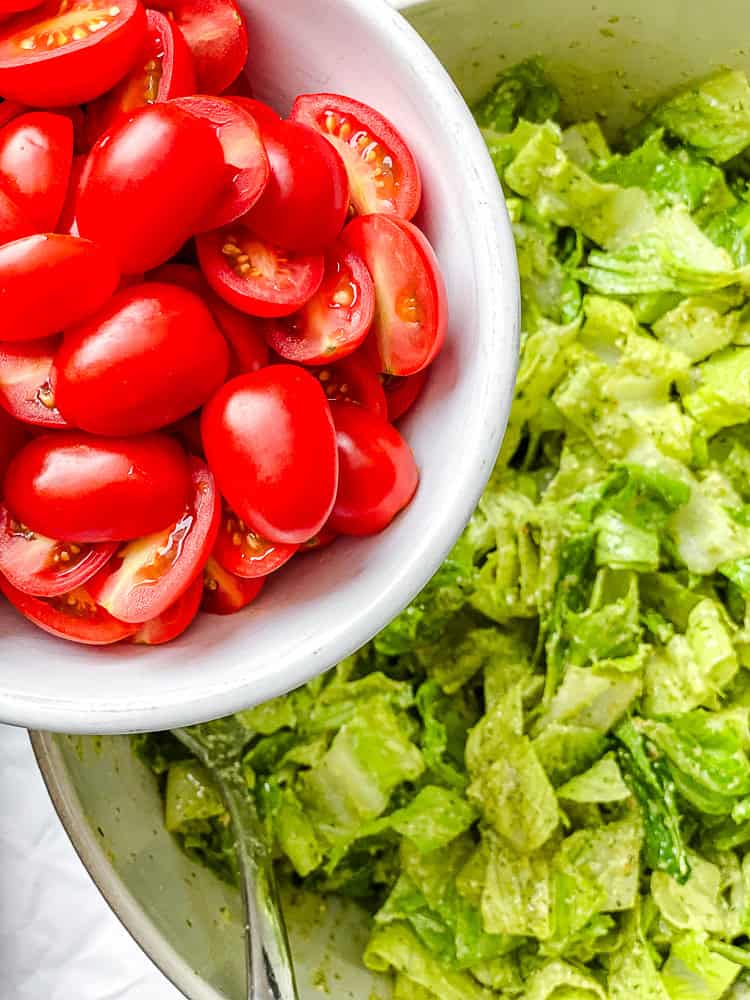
[4,431,191,542]
[150,0,247,95]
[0,98,26,129]
[201,365,339,545]
[202,555,264,615]
[132,574,202,644]
[301,525,337,551]
[0,234,120,342]
[214,506,297,579]
[0,408,27,485]
[342,214,447,376]
[328,401,418,536]
[221,71,253,99]
[382,368,428,422]
[291,94,422,220]
[147,261,211,297]
[243,118,349,254]
[0,0,148,106]
[52,282,229,436]
[0,111,72,229]
[56,153,85,234]
[0,335,69,428]
[76,103,226,273]
[310,352,388,419]
[230,96,279,129]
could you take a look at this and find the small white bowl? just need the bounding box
[0,0,518,734]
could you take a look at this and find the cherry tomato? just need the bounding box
[0,408,27,485]
[243,118,349,254]
[147,261,210,297]
[0,335,69,427]
[291,94,422,220]
[0,573,136,644]
[56,153,85,234]
[90,458,220,622]
[0,179,34,242]
[231,96,280,128]
[221,70,252,98]
[202,555,263,615]
[4,431,191,542]
[214,505,297,579]
[132,574,202,644]
[52,283,229,436]
[196,224,324,318]
[342,214,447,376]
[0,98,26,129]
[150,0,247,95]
[172,95,268,229]
[201,366,338,545]
[0,0,148,106]
[328,401,418,536]
[311,352,388,418]
[265,243,374,365]
[76,103,226,273]
[0,234,119,341]
[168,412,203,456]
[0,111,72,229]
[301,525,337,551]
[0,502,116,596]
[382,368,428,422]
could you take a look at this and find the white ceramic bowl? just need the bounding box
[0,0,518,734]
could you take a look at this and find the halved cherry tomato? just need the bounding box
[4,431,191,542]
[0,0,148,106]
[77,102,226,273]
[0,503,116,597]
[0,408,27,485]
[342,214,447,376]
[243,118,349,254]
[90,457,220,622]
[231,96,279,128]
[150,0,247,95]
[0,336,69,427]
[56,152,85,234]
[214,505,297,579]
[0,233,119,341]
[382,369,428,422]
[53,282,229,435]
[310,352,388,419]
[0,111,72,229]
[202,555,263,615]
[171,95,268,229]
[265,243,374,365]
[292,94,422,220]
[201,366,338,545]
[132,573,202,644]
[196,225,324,318]
[328,401,418,536]
[301,525,338,551]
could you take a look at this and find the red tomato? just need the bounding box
[301,525,337,551]
[230,96,279,128]
[0,234,119,341]
[76,103,226,273]
[291,94,422,220]
[4,431,191,542]
[132,574,202,644]
[52,283,229,435]
[382,368,428,422]
[0,503,116,596]
[342,214,447,376]
[171,95,268,229]
[0,335,69,427]
[310,352,388,418]
[0,0,148,106]
[201,366,338,545]
[0,111,72,229]
[265,243,374,365]
[150,0,247,94]
[202,555,263,615]
[214,505,297,579]
[168,412,203,456]
[0,98,26,128]
[196,225,324,318]
[90,458,220,622]
[221,70,252,98]
[328,401,418,536]
[56,152,85,234]
[0,573,136,644]
[0,178,34,242]
[0,408,27,484]
[243,118,349,254]
[147,261,210,297]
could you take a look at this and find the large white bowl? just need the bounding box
[0,0,518,734]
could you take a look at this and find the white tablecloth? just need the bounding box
[0,724,183,999]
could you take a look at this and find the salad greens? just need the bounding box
[135,63,750,997]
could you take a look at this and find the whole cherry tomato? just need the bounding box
[150,0,247,95]
[0,110,73,229]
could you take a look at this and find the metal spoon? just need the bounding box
[173,717,299,1000]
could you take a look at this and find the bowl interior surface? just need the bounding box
[0,0,517,734]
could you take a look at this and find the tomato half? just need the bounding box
[53,283,229,435]
[230,96,279,128]
[342,214,447,376]
[0,503,116,596]
[201,366,338,545]
[291,94,422,220]
[76,103,226,273]
[150,0,247,95]
[172,95,268,229]
[132,574,202,644]
[301,525,337,552]
[214,505,297,579]
[202,555,263,615]
[0,234,119,341]
[0,408,27,486]
[196,225,324,318]
[4,431,191,542]
[382,368,428,422]
[90,457,220,623]
[0,111,72,229]
[0,336,69,427]
[310,352,388,418]
[328,401,418,536]
[0,572,135,643]
[243,118,349,254]
[0,0,148,106]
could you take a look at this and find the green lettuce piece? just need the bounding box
[470,954,523,992]
[536,664,642,733]
[164,760,225,833]
[415,680,475,791]
[393,974,439,1000]
[562,120,611,169]
[704,194,750,266]
[532,725,609,787]
[652,297,739,363]
[372,786,477,854]
[557,755,631,803]
[683,346,750,436]
[652,852,728,935]
[660,933,740,999]
[523,959,606,1000]
[235,694,297,736]
[668,474,750,574]
[417,625,521,695]
[512,207,582,329]
[473,59,561,133]
[259,781,323,878]
[608,911,671,1000]
[481,832,553,939]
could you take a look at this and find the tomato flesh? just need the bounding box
[202,555,263,615]
[132,574,202,644]
[150,0,247,95]
[0,335,69,427]
[310,352,388,419]
[0,111,73,229]
[382,368,429,422]
[214,505,297,579]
